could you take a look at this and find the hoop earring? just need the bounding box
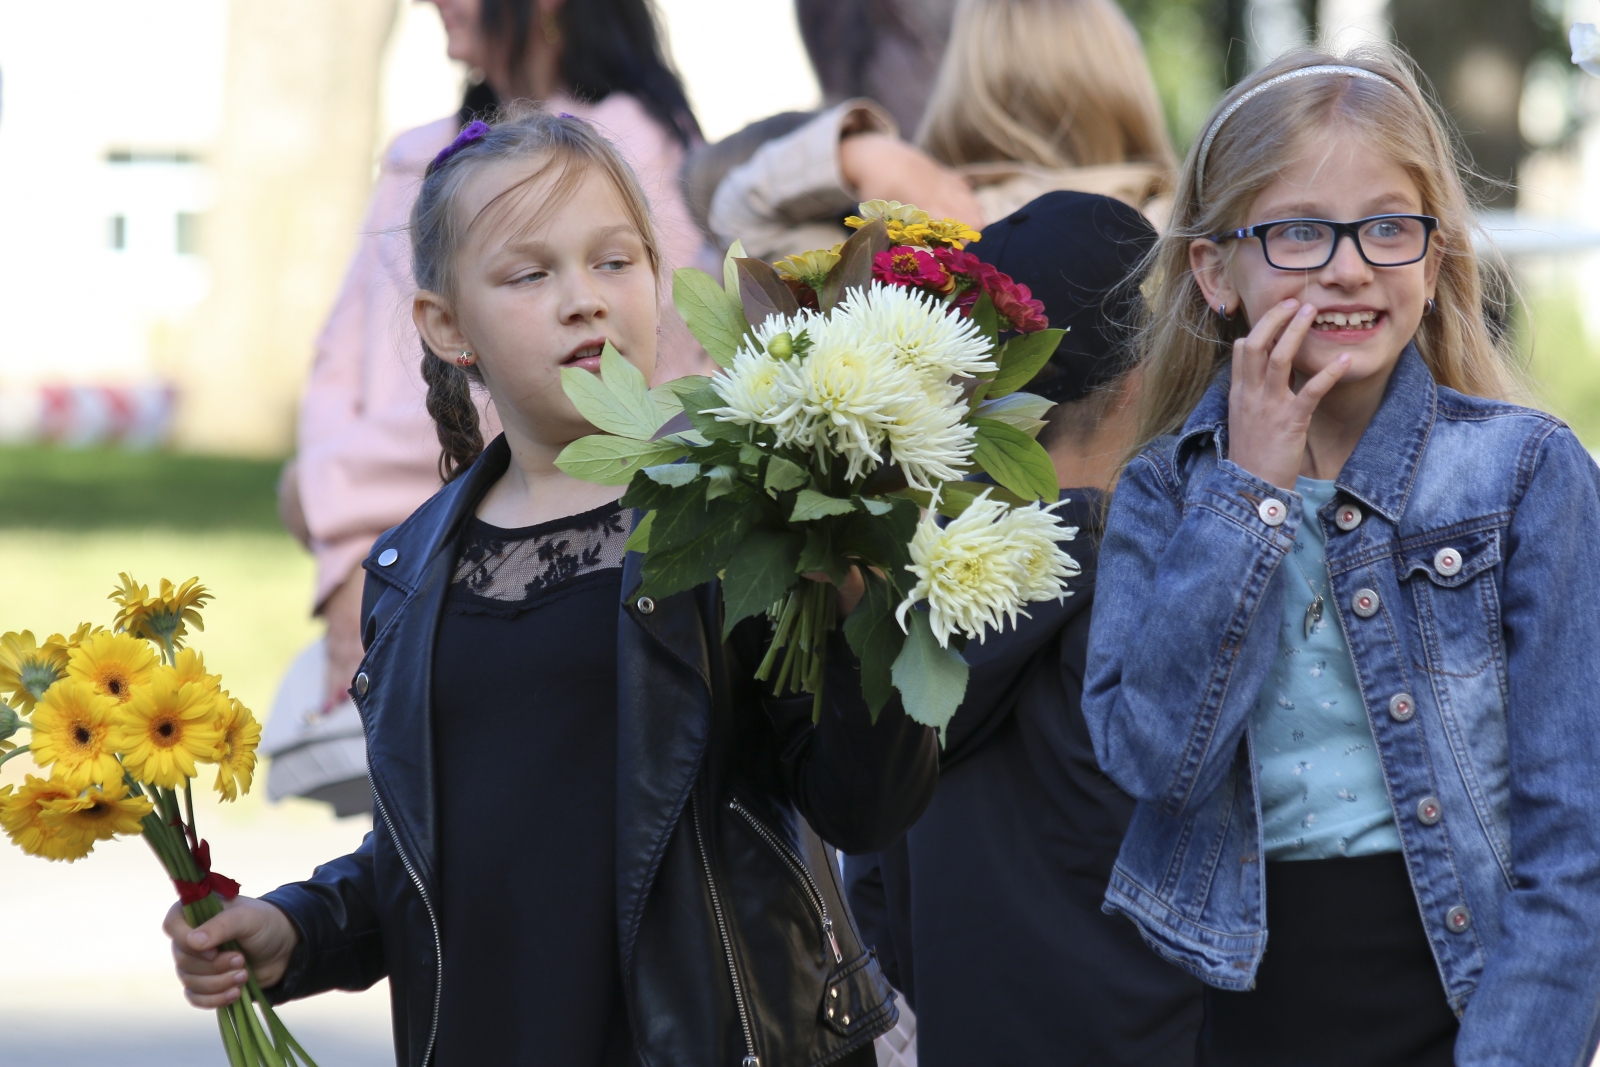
[1217,302,1229,320]
[455,350,476,368]
[1424,298,1436,316]
[541,10,561,47]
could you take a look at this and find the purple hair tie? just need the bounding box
[431,120,490,172]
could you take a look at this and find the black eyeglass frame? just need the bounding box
[1209,214,1440,271]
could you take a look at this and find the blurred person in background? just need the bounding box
[705,0,1177,261]
[273,0,711,802]
[843,191,1204,1067]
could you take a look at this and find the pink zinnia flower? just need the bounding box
[873,247,954,292]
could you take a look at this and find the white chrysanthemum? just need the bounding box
[834,283,996,384]
[786,317,921,481]
[883,381,979,491]
[706,313,811,428]
[1002,502,1082,604]
[896,491,1027,647]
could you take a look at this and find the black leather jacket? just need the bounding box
[262,436,940,1066]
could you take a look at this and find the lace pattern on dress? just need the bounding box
[450,503,628,611]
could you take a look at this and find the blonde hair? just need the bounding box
[915,0,1177,186]
[410,102,663,480]
[1132,45,1521,450]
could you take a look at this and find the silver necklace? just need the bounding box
[1289,552,1327,639]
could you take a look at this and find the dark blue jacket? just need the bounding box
[262,436,940,1067]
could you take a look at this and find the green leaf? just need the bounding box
[638,493,754,600]
[900,480,1031,519]
[988,329,1066,398]
[892,609,970,744]
[705,464,740,500]
[648,384,686,424]
[559,342,664,440]
[791,489,858,522]
[974,392,1054,437]
[735,257,800,326]
[857,497,894,516]
[625,510,655,553]
[720,528,804,638]
[661,374,711,400]
[971,418,1059,502]
[680,380,751,443]
[971,291,1000,350]
[723,238,746,297]
[843,571,906,721]
[764,455,808,492]
[833,498,918,587]
[796,526,850,585]
[644,462,702,487]
[674,267,747,368]
[555,435,689,486]
[819,218,889,311]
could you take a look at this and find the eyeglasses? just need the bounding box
[1210,214,1439,271]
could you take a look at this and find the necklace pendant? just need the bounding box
[1304,595,1324,639]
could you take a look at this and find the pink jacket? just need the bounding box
[296,93,711,610]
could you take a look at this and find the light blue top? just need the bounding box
[1251,477,1400,861]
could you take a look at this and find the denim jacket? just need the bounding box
[1083,346,1600,1066]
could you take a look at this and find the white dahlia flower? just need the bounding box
[1003,502,1082,603]
[835,283,996,384]
[883,381,979,491]
[896,490,1081,646]
[706,314,811,429]
[787,317,921,481]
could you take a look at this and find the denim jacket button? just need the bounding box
[1433,546,1463,577]
[1257,498,1287,526]
[1389,692,1416,722]
[1417,796,1442,825]
[1334,503,1363,531]
[1445,905,1472,933]
[1351,588,1381,617]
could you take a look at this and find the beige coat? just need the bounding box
[708,103,1169,263]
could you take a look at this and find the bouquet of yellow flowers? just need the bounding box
[0,575,319,1067]
[555,201,1081,737]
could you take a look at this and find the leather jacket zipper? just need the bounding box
[727,797,843,965]
[692,792,760,1067]
[369,767,443,1067]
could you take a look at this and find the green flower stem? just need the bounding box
[0,744,31,771]
[237,985,288,1067]
[217,1004,249,1067]
[755,591,801,682]
[184,780,198,842]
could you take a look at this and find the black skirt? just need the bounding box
[1197,852,1459,1067]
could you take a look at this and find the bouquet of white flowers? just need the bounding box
[556,202,1081,737]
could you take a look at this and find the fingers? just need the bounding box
[1265,303,1317,386]
[1234,299,1302,386]
[1293,352,1351,413]
[165,901,250,1009]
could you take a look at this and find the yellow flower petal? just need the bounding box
[30,677,124,790]
[67,631,157,706]
[112,668,223,789]
[0,777,97,862]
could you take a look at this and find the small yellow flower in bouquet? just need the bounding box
[0,576,320,1067]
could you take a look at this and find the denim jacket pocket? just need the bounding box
[1398,521,1514,883]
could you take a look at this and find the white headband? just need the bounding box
[1194,64,1397,198]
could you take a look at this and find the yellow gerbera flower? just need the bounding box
[212,696,262,801]
[110,574,211,651]
[774,248,842,290]
[0,629,71,712]
[0,776,96,862]
[112,668,223,788]
[172,647,223,694]
[30,677,123,789]
[39,781,153,842]
[62,622,105,649]
[67,631,157,706]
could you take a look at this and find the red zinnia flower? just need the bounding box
[873,247,954,292]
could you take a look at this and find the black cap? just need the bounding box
[970,190,1157,403]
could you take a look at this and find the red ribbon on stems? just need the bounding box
[172,839,241,905]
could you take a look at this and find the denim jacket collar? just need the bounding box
[1175,342,1435,523]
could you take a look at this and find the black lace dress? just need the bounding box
[431,501,635,1064]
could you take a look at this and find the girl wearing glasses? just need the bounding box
[1082,47,1600,1067]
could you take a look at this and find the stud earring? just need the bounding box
[455,350,476,367]
[1424,297,1436,316]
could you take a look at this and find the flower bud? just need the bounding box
[767,332,794,360]
[0,701,22,744]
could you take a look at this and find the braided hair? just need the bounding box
[409,103,663,481]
